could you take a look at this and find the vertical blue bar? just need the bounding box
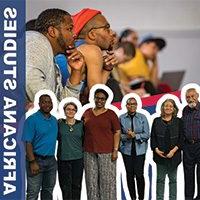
[0,0,25,199]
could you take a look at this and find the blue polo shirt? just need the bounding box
[22,110,58,156]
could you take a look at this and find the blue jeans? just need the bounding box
[26,156,57,200]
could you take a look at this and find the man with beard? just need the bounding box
[72,8,118,104]
[182,88,200,200]
[26,9,84,103]
[22,94,57,200]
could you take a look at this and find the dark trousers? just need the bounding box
[122,153,145,200]
[156,164,177,200]
[58,158,84,200]
[183,142,200,200]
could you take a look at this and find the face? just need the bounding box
[140,42,159,60]
[39,96,53,114]
[90,15,114,50]
[55,15,74,53]
[186,89,199,108]
[64,104,77,118]
[94,92,107,108]
[126,98,137,114]
[114,48,132,64]
[123,32,138,47]
[163,101,174,116]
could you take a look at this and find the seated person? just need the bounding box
[72,8,118,104]
[118,34,167,96]
[106,41,136,102]
[119,28,139,47]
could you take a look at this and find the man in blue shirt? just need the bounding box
[119,97,150,200]
[22,94,58,200]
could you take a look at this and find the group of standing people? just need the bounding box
[22,87,200,200]
[151,87,200,200]
[22,88,121,200]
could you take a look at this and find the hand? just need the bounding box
[166,150,175,158]
[111,150,118,161]
[67,48,85,71]
[103,51,118,71]
[127,129,136,139]
[151,55,158,64]
[155,148,166,158]
[30,161,40,175]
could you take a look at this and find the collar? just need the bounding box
[38,110,52,120]
[125,112,138,118]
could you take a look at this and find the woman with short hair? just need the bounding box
[57,102,84,200]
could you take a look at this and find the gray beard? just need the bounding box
[188,102,197,108]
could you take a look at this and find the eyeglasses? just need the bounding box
[88,24,111,33]
[95,96,106,101]
[66,108,77,112]
[127,103,137,106]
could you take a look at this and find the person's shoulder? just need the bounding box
[51,115,57,121]
[182,105,189,114]
[26,31,47,43]
[58,118,64,123]
[26,31,51,50]
[25,111,40,122]
[107,109,118,116]
[119,112,126,118]
[76,120,83,125]
[136,112,148,119]
[152,116,161,123]
[108,109,115,113]
[78,44,102,56]
[83,108,92,115]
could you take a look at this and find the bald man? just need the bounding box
[182,88,200,200]
[72,8,117,103]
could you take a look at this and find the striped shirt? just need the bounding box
[182,102,200,141]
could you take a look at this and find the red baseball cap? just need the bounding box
[72,8,101,37]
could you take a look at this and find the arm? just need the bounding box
[135,115,150,142]
[102,51,118,83]
[166,118,184,158]
[67,48,85,86]
[112,130,121,161]
[22,117,40,175]
[25,142,40,175]
[78,44,106,89]
[151,119,166,158]
[149,57,159,87]
[26,37,83,102]
[119,116,131,141]
[150,119,157,150]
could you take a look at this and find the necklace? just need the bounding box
[68,124,74,132]
[66,119,76,132]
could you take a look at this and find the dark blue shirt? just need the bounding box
[182,102,200,141]
[22,110,58,156]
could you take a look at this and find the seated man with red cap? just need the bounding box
[73,8,118,104]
